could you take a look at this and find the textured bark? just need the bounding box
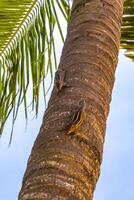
[19,0,123,199]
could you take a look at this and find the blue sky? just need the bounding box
[0,46,134,200]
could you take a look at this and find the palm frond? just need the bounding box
[0,0,70,137]
[121,0,134,61]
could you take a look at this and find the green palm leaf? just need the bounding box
[0,0,70,137]
[121,0,134,60]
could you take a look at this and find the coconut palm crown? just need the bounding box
[0,0,133,138]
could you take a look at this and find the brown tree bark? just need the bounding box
[19,0,123,199]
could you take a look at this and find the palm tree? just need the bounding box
[0,0,134,199]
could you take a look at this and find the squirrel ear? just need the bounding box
[78,99,85,108]
[56,69,66,81]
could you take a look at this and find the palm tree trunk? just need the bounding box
[19,0,123,199]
